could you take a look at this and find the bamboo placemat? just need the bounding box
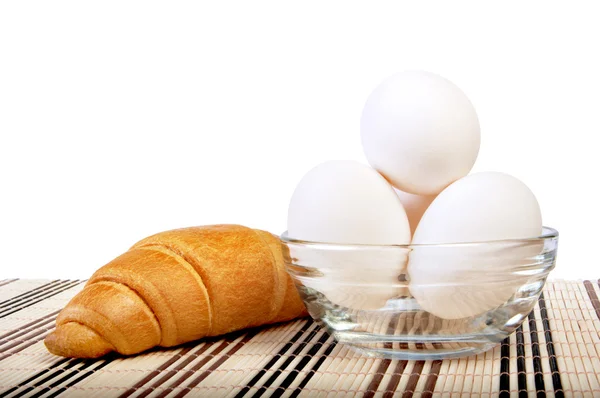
[0,279,599,397]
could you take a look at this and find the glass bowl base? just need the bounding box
[300,286,531,360]
[329,329,501,360]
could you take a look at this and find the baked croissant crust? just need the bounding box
[44,225,307,358]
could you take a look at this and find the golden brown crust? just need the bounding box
[271,275,309,323]
[44,225,307,358]
[133,225,283,336]
[53,281,161,355]
[251,230,289,321]
[256,231,308,323]
[44,322,114,358]
[88,247,211,347]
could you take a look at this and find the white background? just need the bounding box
[0,1,597,280]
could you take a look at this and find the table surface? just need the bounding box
[0,279,599,397]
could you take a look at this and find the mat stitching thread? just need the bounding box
[0,385,587,394]
[0,368,568,377]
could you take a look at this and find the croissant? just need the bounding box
[44,225,307,358]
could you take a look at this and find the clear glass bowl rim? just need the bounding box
[280,226,558,249]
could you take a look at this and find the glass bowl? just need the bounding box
[280,227,558,360]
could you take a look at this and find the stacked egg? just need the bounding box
[287,71,542,319]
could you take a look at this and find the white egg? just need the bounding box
[395,189,436,236]
[288,160,410,245]
[408,172,543,319]
[361,70,480,195]
[287,160,411,310]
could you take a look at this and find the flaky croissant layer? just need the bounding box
[44,225,307,358]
